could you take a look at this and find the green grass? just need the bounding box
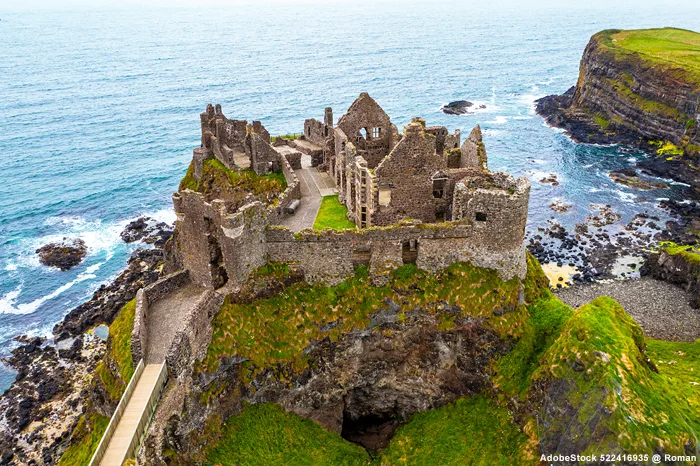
[204,398,531,466]
[95,299,136,401]
[57,413,109,466]
[660,241,700,265]
[179,158,287,205]
[530,296,699,457]
[377,395,530,465]
[270,133,301,142]
[205,403,370,466]
[605,28,700,87]
[593,113,611,129]
[313,195,356,230]
[201,261,525,377]
[493,290,574,397]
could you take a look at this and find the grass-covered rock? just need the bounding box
[642,242,700,308]
[536,27,700,187]
[179,158,287,208]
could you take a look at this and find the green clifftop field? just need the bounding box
[537,27,700,187]
[599,28,700,87]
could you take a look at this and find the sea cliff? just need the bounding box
[537,28,700,186]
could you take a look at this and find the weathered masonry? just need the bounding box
[172,93,531,288]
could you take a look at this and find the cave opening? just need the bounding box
[340,411,403,454]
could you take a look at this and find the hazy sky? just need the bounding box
[2,0,697,12]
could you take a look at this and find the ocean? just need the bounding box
[1,2,699,393]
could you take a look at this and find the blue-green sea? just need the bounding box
[1,2,699,392]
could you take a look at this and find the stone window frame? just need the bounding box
[371,127,381,139]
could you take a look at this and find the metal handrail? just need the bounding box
[88,359,145,466]
[124,362,168,462]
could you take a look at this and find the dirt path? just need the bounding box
[146,284,204,363]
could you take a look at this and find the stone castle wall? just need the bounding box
[266,218,527,285]
[131,270,190,363]
[303,118,330,147]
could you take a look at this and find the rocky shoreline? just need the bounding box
[0,218,172,465]
[535,28,700,189]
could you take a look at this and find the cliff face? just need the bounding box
[537,28,700,186]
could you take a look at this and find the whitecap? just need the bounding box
[0,263,103,315]
[512,116,532,120]
[4,262,18,272]
[146,208,176,225]
[616,191,636,203]
[542,121,566,132]
[488,116,508,125]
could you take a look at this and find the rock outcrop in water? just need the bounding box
[36,237,87,271]
[536,28,700,187]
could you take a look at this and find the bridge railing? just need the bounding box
[88,359,145,466]
[124,362,168,462]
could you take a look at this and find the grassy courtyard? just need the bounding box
[313,195,356,230]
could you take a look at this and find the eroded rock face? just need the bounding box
[267,312,508,451]
[641,248,700,308]
[536,29,700,187]
[150,308,510,462]
[36,237,87,271]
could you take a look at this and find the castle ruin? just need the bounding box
[173,93,531,288]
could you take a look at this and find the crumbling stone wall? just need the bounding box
[266,219,527,284]
[246,128,281,175]
[452,172,530,254]
[196,104,278,176]
[337,92,393,169]
[131,271,190,363]
[460,125,488,171]
[266,155,302,225]
[303,118,331,147]
[172,192,268,288]
[372,121,448,225]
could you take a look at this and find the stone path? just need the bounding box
[555,277,700,342]
[280,168,337,232]
[99,363,165,466]
[146,284,204,364]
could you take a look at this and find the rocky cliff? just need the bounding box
[138,256,699,465]
[537,28,700,186]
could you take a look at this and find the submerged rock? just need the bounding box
[609,168,668,190]
[36,237,87,271]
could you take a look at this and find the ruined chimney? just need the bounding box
[404,121,423,137]
[324,107,333,127]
